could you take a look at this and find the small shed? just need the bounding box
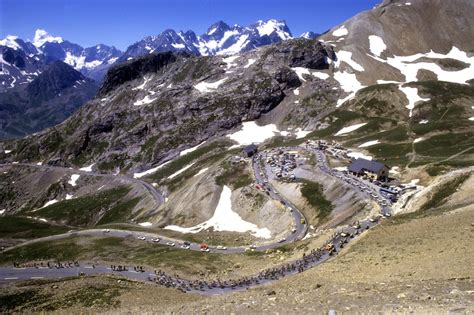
[348,158,390,180]
[243,144,258,157]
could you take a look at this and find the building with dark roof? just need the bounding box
[348,158,390,180]
[242,144,258,157]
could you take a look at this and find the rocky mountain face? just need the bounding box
[0,45,46,91]
[118,19,294,62]
[0,61,97,139]
[6,39,334,171]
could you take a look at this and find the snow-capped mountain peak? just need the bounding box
[206,21,231,36]
[33,29,63,47]
[0,35,22,50]
[1,29,122,86]
[300,31,319,40]
[118,18,301,62]
[255,19,292,40]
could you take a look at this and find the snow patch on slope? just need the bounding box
[194,77,228,93]
[227,121,279,146]
[347,151,373,160]
[134,94,156,106]
[217,35,250,55]
[334,71,364,93]
[335,123,367,136]
[68,174,80,186]
[332,26,348,37]
[222,55,239,69]
[180,142,205,157]
[79,164,94,172]
[133,160,173,179]
[167,162,196,180]
[358,140,380,147]
[335,51,364,71]
[368,35,387,57]
[374,46,474,84]
[164,185,271,238]
[398,85,429,117]
[244,58,256,68]
[194,167,209,177]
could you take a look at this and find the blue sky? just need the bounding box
[1,0,380,50]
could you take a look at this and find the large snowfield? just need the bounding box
[68,174,80,187]
[165,185,272,238]
[227,121,280,146]
[227,121,310,146]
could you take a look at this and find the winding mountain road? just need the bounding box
[0,156,309,254]
[0,147,393,294]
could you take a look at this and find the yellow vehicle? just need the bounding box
[325,243,335,252]
[300,218,306,225]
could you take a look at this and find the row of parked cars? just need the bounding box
[333,172,390,207]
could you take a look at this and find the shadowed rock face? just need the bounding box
[0,61,98,140]
[99,52,185,96]
[7,39,332,171]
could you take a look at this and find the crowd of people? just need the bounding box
[12,261,80,269]
[147,242,344,293]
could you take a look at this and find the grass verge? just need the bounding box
[0,216,69,239]
[300,180,333,221]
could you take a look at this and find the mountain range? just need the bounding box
[1,19,313,86]
[0,19,317,139]
[118,19,296,62]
